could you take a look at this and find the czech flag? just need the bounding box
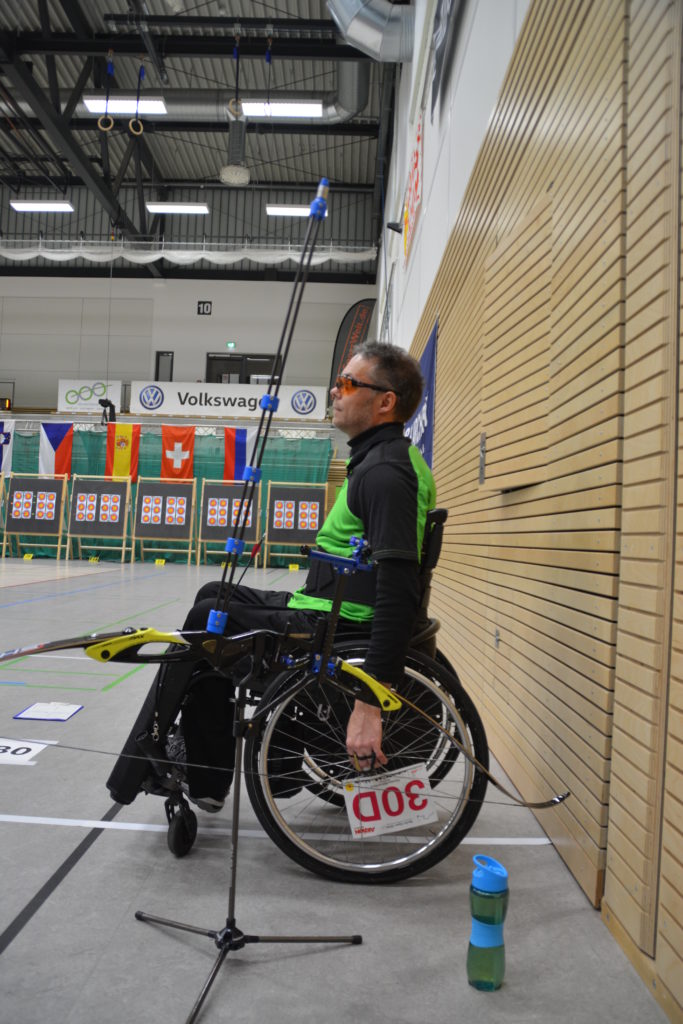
[0,421,14,474]
[223,426,258,481]
[161,424,195,479]
[105,423,141,481]
[39,422,73,478]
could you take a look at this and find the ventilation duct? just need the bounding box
[220,118,249,185]
[326,0,414,63]
[52,63,370,126]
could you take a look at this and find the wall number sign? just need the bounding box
[197,301,212,315]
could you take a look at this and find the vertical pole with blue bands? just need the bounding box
[206,178,330,635]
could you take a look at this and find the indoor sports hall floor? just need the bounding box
[0,559,668,1024]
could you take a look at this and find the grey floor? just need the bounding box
[0,559,668,1024]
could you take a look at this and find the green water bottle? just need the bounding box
[467,854,509,991]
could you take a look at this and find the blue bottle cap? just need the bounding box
[472,854,508,892]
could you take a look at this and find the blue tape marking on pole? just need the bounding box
[225,537,245,556]
[206,609,228,634]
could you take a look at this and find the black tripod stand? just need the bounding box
[134,678,362,1024]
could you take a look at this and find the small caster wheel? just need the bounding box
[167,805,197,857]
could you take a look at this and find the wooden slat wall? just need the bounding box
[406,0,682,1016]
[602,0,680,963]
[601,2,683,1016]
[416,0,626,907]
[481,197,551,490]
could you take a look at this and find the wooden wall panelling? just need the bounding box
[602,0,680,963]
[423,0,628,907]
[648,0,683,1009]
[481,198,552,490]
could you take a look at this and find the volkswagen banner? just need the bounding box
[130,382,328,420]
[58,380,123,414]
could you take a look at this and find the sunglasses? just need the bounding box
[334,373,399,396]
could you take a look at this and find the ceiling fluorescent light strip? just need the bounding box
[145,202,210,214]
[10,200,74,212]
[266,204,327,218]
[84,97,167,115]
[241,100,323,118]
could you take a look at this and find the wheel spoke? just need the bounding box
[245,646,488,883]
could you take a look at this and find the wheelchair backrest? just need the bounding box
[418,507,447,610]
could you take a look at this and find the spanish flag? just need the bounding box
[105,423,141,481]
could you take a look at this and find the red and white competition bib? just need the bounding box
[343,762,438,839]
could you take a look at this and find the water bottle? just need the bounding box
[467,854,509,991]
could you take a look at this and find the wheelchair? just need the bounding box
[107,510,490,884]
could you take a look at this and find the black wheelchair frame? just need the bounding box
[105,508,492,884]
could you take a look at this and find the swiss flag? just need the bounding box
[161,425,195,479]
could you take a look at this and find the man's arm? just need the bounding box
[345,557,420,767]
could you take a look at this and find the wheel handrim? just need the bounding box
[253,659,478,875]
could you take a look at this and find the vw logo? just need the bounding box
[291,389,316,416]
[140,384,165,410]
[65,382,107,404]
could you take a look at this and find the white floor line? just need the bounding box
[0,813,551,845]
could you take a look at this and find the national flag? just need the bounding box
[39,422,73,477]
[105,423,141,482]
[223,426,258,481]
[0,421,14,474]
[161,424,195,479]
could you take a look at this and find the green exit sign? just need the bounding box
[226,341,236,349]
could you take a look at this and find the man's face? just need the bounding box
[330,354,395,438]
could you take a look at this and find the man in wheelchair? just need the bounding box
[107,342,436,812]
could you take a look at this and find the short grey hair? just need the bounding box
[353,342,425,421]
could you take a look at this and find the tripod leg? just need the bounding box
[184,945,230,1024]
[256,934,363,944]
[134,910,218,940]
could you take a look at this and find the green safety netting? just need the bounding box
[3,428,333,565]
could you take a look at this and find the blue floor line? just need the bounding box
[0,571,164,610]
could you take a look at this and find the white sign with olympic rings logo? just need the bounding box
[58,380,123,413]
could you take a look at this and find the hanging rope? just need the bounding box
[228,32,242,117]
[97,50,115,133]
[129,59,145,136]
[265,36,272,109]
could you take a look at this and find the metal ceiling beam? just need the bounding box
[128,0,169,86]
[0,175,374,192]
[103,16,338,33]
[0,46,139,236]
[62,57,93,122]
[12,33,365,61]
[18,118,380,137]
[38,0,60,113]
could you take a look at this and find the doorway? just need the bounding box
[205,353,281,384]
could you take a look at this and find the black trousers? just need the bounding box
[106,583,323,804]
[181,583,324,799]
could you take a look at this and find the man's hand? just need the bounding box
[346,698,388,770]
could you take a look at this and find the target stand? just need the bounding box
[67,476,131,562]
[1,473,68,560]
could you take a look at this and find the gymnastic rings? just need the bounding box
[128,117,144,136]
[97,114,114,132]
[228,97,242,118]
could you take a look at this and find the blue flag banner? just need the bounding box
[0,421,14,474]
[405,319,437,467]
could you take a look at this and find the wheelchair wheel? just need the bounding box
[244,645,488,884]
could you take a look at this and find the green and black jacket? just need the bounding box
[288,421,436,684]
